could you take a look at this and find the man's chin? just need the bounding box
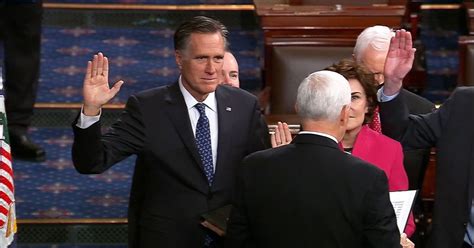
[200,84,219,94]
[202,80,218,85]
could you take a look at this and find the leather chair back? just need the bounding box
[458,36,474,86]
[464,43,474,86]
[270,45,353,114]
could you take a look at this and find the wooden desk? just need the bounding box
[464,2,474,35]
[253,3,406,91]
[265,114,300,125]
[254,4,406,41]
[265,114,301,134]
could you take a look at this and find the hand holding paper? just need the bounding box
[389,190,417,234]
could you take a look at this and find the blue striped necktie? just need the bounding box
[195,103,216,247]
[195,103,214,186]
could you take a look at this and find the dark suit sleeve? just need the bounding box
[380,88,454,150]
[362,169,401,248]
[246,99,271,153]
[72,95,145,174]
[383,90,435,192]
[403,89,435,115]
[224,159,256,248]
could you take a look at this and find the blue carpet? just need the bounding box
[3,10,262,221]
[14,127,133,219]
[418,7,466,103]
[38,26,262,104]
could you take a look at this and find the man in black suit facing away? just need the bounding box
[72,16,270,247]
[379,29,474,248]
[225,70,402,248]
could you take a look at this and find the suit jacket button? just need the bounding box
[464,222,468,227]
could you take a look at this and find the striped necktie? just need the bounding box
[195,103,216,247]
[195,103,214,186]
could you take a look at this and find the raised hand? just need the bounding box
[82,52,124,116]
[383,29,416,96]
[270,122,293,148]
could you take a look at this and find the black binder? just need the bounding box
[200,204,232,236]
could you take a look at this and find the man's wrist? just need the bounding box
[378,86,400,102]
[77,107,101,129]
[382,79,402,96]
[83,104,101,116]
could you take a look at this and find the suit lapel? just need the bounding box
[213,87,233,189]
[164,83,206,176]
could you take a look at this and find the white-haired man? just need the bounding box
[225,70,402,248]
[354,27,435,235]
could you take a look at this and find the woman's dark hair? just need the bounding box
[325,58,379,124]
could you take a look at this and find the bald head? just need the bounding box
[221,52,240,87]
[296,70,351,122]
[296,70,352,140]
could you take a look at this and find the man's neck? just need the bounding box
[301,119,342,142]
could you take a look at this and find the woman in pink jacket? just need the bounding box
[329,59,415,236]
[272,58,415,236]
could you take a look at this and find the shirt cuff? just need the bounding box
[377,86,399,102]
[76,106,101,129]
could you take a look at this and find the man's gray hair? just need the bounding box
[296,70,351,122]
[353,25,395,62]
[174,16,229,52]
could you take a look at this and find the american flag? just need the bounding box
[0,68,16,247]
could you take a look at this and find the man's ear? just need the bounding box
[294,104,298,114]
[340,105,350,127]
[175,50,183,70]
[333,105,350,141]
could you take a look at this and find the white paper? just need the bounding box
[389,190,417,234]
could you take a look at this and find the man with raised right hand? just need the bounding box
[72,16,270,247]
[380,29,474,248]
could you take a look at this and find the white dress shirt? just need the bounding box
[178,77,218,172]
[77,76,219,172]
